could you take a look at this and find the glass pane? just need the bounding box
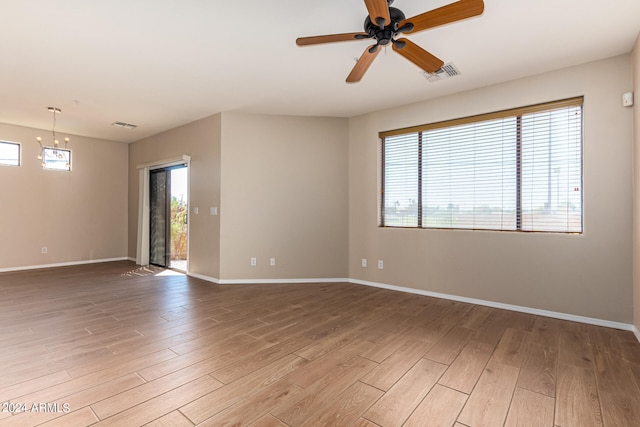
[0,141,20,166]
[422,118,517,230]
[42,147,71,171]
[150,170,167,266]
[521,106,582,232]
[383,133,419,226]
[169,167,188,271]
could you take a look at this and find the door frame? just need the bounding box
[136,155,191,270]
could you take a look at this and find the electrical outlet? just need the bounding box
[361,258,367,268]
[41,247,47,254]
[193,207,199,215]
[250,257,257,266]
[378,260,384,269]
[270,258,276,266]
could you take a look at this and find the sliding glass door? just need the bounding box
[149,165,188,270]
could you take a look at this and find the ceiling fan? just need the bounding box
[296,0,484,83]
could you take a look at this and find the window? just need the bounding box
[0,141,20,166]
[42,147,71,171]
[380,97,583,233]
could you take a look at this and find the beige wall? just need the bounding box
[0,122,128,269]
[128,114,222,279]
[219,112,349,280]
[633,34,640,332]
[349,54,634,323]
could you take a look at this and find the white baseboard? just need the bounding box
[349,278,634,332]
[187,272,348,285]
[633,326,640,343]
[219,278,349,285]
[0,257,130,273]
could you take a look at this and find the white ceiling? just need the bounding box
[1,0,639,143]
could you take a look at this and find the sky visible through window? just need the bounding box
[0,141,19,166]
[171,167,188,203]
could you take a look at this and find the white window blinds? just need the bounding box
[380,97,583,233]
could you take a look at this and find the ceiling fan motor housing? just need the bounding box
[364,7,410,47]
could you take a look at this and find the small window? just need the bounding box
[380,97,583,233]
[42,147,71,171]
[0,141,20,166]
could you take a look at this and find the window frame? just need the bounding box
[379,97,584,233]
[0,140,21,167]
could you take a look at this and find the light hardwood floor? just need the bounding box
[1,261,639,426]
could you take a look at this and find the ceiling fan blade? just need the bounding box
[346,45,380,83]
[296,32,369,46]
[401,0,484,34]
[364,0,391,27]
[392,38,444,73]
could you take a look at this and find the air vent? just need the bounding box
[423,62,461,83]
[112,121,138,130]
